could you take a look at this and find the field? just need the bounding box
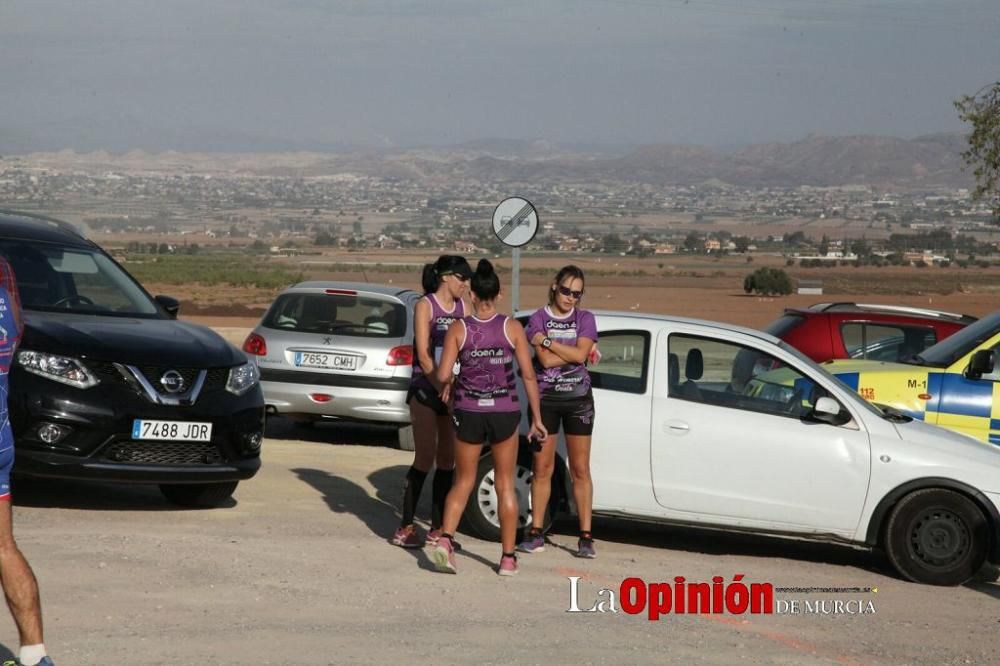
[152,249,1000,331]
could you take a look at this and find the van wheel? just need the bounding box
[884,488,989,586]
[160,481,239,508]
[461,446,555,541]
[397,425,415,451]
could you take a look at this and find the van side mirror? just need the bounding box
[808,396,850,425]
[155,295,180,319]
[966,349,994,380]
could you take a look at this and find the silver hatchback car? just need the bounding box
[244,281,421,448]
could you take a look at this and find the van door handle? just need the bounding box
[664,420,690,434]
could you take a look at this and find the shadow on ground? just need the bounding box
[10,476,239,511]
[545,513,900,581]
[266,416,401,448]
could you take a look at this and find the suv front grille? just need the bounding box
[82,361,234,404]
[102,441,224,466]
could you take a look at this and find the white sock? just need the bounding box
[19,644,47,666]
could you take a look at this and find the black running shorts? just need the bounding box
[535,394,595,437]
[407,383,449,416]
[452,409,521,445]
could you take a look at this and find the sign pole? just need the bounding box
[511,246,521,314]
[491,196,539,316]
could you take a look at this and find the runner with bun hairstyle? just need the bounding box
[430,259,546,576]
[392,255,472,548]
[518,265,599,558]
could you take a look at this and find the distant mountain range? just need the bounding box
[2,131,973,189]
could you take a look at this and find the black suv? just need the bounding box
[0,211,264,506]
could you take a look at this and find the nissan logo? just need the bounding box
[160,370,186,394]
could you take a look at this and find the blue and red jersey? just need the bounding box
[1,257,24,494]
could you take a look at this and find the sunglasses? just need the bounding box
[557,285,584,299]
[442,272,470,282]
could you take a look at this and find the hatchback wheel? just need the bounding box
[160,481,239,508]
[462,446,555,541]
[397,425,415,451]
[885,488,988,586]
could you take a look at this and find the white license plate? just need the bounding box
[294,351,360,371]
[132,420,213,442]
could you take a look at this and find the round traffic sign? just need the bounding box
[492,197,539,248]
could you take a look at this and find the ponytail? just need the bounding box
[471,259,500,301]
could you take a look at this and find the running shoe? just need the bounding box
[432,535,457,574]
[516,529,545,553]
[391,524,423,548]
[498,554,519,576]
[426,528,462,551]
[3,659,55,666]
[575,537,597,559]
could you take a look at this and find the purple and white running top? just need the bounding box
[452,313,519,413]
[525,306,598,398]
[411,294,465,388]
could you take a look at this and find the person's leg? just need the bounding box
[432,435,481,573]
[429,413,456,532]
[517,431,556,553]
[0,499,44,648]
[566,434,596,558]
[566,435,593,533]
[394,400,437,546]
[490,434,519,557]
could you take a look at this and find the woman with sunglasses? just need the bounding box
[431,259,546,576]
[392,255,472,548]
[517,265,599,558]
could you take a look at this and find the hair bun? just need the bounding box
[476,259,493,274]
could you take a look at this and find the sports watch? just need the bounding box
[541,337,553,349]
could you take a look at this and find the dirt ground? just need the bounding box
[5,258,1000,664]
[8,422,1000,665]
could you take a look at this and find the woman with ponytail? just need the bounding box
[430,259,546,576]
[392,255,472,548]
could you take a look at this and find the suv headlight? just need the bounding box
[226,362,260,396]
[16,351,100,389]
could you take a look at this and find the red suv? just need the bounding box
[765,302,976,363]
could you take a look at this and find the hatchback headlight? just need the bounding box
[17,351,100,389]
[226,362,260,396]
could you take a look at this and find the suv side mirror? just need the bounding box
[808,396,850,425]
[966,349,994,380]
[155,295,180,319]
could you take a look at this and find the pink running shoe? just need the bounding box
[425,527,442,547]
[498,553,519,576]
[433,535,457,574]
[391,524,423,548]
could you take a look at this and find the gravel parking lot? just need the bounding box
[4,418,999,665]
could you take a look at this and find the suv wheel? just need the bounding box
[884,488,989,585]
[461,444,556,541]
[159,481,239,508]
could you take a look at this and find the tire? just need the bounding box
[884,488,989,586]
[461,445,556,541]
[397,425,416,451]
[159,481,239,508]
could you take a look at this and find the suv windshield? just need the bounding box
[916,311,1000,368]
[0,241,159,317]
[262,292,406,338]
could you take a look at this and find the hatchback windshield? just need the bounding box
[0,241,159,316]
[916,311,1000,367]
[263,292,406,338]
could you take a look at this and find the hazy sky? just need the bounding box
[1,0,998,151]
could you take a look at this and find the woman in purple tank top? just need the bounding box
[392,255,472,549]
[518,266,600,559]
[430,260,546,576]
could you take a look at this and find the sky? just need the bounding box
[1,0,998,152]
